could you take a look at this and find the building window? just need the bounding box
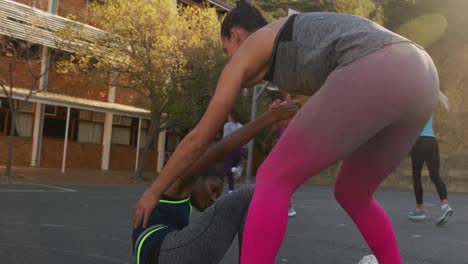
[44,105,57,116]
[0,110,6,134]
[111,116,153,148]
[111,115,132,146]
[77,109,103,144]
[112,115,121,125]
[92,112,105,122]
[15,101,35,112]
[15,112,33,137]
[42,105,68,138]
[77,121,103,144]
[0,98,7,134]
[138,120,153,148]
[43,117,66,138]
[79,109,92,120]
[0,99,34,137]
[14,100,34,137]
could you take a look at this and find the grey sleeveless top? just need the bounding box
[264,12,417,95]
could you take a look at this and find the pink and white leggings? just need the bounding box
[241,43,440,264]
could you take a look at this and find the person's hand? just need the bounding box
[242,147,248,158]
[133,188,161,229]
[272,100,301,121]
[268,99,282,110]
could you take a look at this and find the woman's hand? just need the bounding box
[133,188,161,229]
[271,100,301,121]
[268,99,282,110]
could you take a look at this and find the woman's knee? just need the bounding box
[255,163,280,184]
[334,182,350,208]
[255,165,297,195]
[334,181,374,212]
[429,174,445,185]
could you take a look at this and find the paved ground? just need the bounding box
[0,183,467,264]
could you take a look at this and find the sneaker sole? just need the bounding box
[436,210,453,226]
[408,215,426,220]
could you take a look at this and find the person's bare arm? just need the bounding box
[133,29,276,228]
[261,124,278,151]
[261,99,284,150]
[167,101,299,197]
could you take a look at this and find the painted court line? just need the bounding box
[0,184,76,193]
[0,190,53,192]
[30,183,76,192]
[436,237,468,245]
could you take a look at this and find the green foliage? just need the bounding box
[333,0,385,24]
[226,0,382,22]
[334,0,375,18]
[56,0,457,130]
[58,0,225,131]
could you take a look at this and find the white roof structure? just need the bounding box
[0,0,150,117]
[0,87,150,117]
[0,0,115,54]
[0,0,232,118]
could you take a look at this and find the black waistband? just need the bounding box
[264,14,297,82]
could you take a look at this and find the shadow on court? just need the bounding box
[1,183,467,264]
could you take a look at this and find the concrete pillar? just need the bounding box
[101,86,116,170]
[30,0,59,167]
[157,128,167,172]
[30,103,44,166]
[61,107,70,173]
[135,117,142,172]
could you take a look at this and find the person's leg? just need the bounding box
[230,148,244,190]
[425,137,454,225]
[410,137,427,218]
[241,43,439,264]
[228,173,235,192]
[334,119,429,264]
[425,137,448,202]
[157,185,253,264]
[288,201,296,217]
[222,155,236,192]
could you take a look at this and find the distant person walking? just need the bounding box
[223,109,245,193]
[408,115,454,226]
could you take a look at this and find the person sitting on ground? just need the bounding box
[132,100,299,264]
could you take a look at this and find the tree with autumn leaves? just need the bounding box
[58,0,225,178]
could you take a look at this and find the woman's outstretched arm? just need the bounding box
[133,29,275,228]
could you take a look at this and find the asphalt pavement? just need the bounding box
[1,183,467,263]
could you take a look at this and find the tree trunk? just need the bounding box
[5,108,16,177]
[135,113,161,179]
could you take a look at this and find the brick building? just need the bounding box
[0,0,231,173]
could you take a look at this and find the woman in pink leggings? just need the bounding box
[133,1,442,263]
